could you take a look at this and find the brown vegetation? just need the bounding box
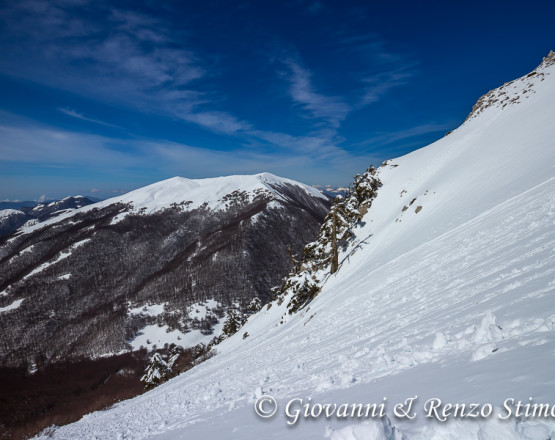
[0,351,149,440]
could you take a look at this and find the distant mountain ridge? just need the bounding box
[311,184,348,198]
[0,173,329,369]
[0,201,42,211]
[0,196,97,238]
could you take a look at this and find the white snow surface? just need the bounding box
[103,172,325,214]
[130,324,190,352]
[37,56,555,439]
[0,298,24,313]
[23,238,90,280]
[0,208,26,218]
[128,303,168,318]
[129,300,226,351]
[187,299,221,320]
[130,321,225,353]
[15,172,325,236]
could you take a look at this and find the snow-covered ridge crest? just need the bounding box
[108,172,326,214]
[465,49,554,121]
[16,172,326,235]
[0,209,26,218]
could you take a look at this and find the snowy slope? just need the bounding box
[0,209,30,237]
[38,53,555,439]
[106,172,327,213]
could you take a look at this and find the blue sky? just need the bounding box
[0,0,553,201]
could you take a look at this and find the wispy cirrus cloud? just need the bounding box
[0,0,205,114]
[354,122,455,150]
[360,68,414,106]
[0,124,140,166]
[0,114,378,200]
[273,34,416,132]
[58,108,122,128]
[281,59,351,128]
[250,127,346,159]
[336,32,418,108]
[0,0,423,195]
[293,0,328,15]
[0,1,271,141]
[179,111,252,135]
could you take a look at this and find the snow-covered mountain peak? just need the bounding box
[254,172,327,199]
[0,209,24,218]
[11,173,326,236]
[98,172,326,214]
[465,49,553,121]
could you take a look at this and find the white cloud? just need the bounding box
[0,113,380,191]
[58,108,121,128]
[335,33,418,108]
[0,1,206,116]
[354,122,455,150]
[360,68,414,106]
[0,124,138,166]
[282,59,351,128]
[179,111,252,135]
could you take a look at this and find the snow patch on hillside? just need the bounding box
[23,239,91,280]
[186,299,221,320]
[130,322,224,352]
[20,244,35,255]
[128,300,226,351]
[130,324,188,351]
[110,212,128,225]
[129,303,168,317]
[0,298,24,313]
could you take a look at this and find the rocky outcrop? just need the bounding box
[465,50,553,121]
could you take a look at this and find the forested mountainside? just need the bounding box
[0,173,329,369]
